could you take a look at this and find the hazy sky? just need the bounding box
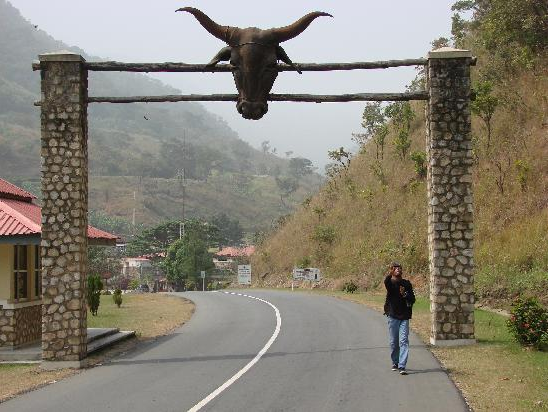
[9,0,457,168]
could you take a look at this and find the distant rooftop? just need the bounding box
[216,246,255,257]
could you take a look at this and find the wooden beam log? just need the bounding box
[81,92,428,104]
[33,59,429,72]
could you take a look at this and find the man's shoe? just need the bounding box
[391,364,398,371]
[399,368,408,375]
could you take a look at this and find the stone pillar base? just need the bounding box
[430,337,476,347]
[40,359,88,370]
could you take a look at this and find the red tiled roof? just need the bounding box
[216,246,255,257]
[0,199,41,236]
[0,195,116,243]
[87,226,118,242]
[0,178,35,202]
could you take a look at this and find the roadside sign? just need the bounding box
[200,271,206,279]
[237,265,251,285]
[292,267,321,281]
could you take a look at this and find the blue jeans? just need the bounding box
[387,316,409,369]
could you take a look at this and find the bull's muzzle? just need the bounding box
[237,100,269,120]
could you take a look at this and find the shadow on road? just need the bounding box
[101,344,428,367]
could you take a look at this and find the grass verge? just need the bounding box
[0,293,194,403]
[303,289,548,411]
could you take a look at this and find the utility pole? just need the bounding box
[132,190,136,233]
[177,130,187,239]
[177,166,186,239]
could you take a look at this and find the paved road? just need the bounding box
[0,290,468,411]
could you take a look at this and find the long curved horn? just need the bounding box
[176,7,235,43]
[268,11,333,44]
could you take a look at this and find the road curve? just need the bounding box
[0,290,468,412]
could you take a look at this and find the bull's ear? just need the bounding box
[276,46,302,74]
[206,46,232,67]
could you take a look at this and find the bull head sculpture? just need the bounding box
[176,7,332,120]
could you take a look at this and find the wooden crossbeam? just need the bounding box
[84,92,429,104]
[33,59,429,73]
[34,92,428,106]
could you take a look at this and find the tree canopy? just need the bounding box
[451,0,548,67]
[161,234,214,286]
[126,219,221,257]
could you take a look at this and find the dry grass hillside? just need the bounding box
[252,57,548,306]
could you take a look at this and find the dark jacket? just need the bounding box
[383,275,415,320]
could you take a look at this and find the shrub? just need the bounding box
[186,279,196,291]
[129,278,140,290]
[410,151,427,179]
[370,160,386,185]
[312,206,326,221]
[87,274,103,316]
[296,256,312,269]
[506,298,548,350]
[113,289,123,308]
[312,225,336,244]
[514,159,530,192]
[342,281,358,294]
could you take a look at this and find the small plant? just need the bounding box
[514,159,530,192]
[370,160,386,185]
[296,256,312,268]
[113,288,123,308]
[186,279,196,291]
[359,187,374,205]
[393,129,411,160]
[410,151,427,179]
[471,80,499,149]
[344,177,357,198]
[312,206,326,221]
[506,298,548,350]
[302,196,312,208]
[342,281,358,294]
[87,274,103,316]
[312,225,336,244]
[129,278,140,290]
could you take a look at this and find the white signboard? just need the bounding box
[200,271,206,279]
[292,267,321,281]
[238,265,252,285]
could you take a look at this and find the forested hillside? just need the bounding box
[0,0,322,233]
[252,0,548,306]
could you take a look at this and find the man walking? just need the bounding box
[384,262,415,375]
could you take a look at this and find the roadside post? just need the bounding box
[201,270,205,291]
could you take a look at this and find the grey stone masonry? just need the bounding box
[426,48,476,346]
[39,51,89,367]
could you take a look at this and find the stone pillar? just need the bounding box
[39,51,89,368]
[426,48,476,346]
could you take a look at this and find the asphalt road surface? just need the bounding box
[0,290,469,412]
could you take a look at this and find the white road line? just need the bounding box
[187,292,282,412]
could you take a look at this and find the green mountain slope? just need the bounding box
[0,0,322,233]
[252,3,548,305]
